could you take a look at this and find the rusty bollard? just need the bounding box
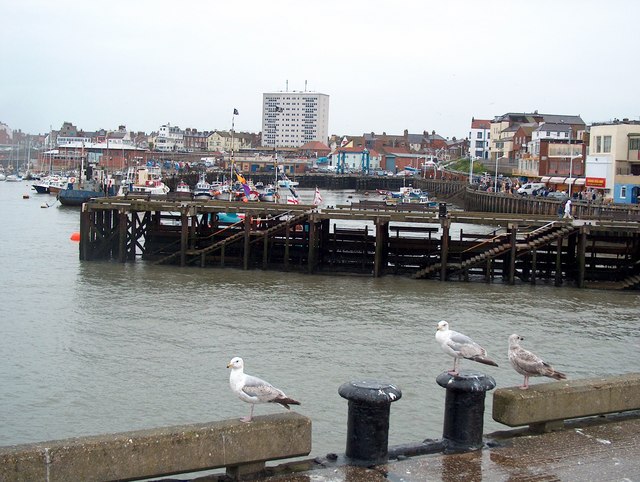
[436,371,496,453]
[338,379,402,465]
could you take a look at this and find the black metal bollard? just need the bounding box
[436,371,496,453]
[338,379,402,465]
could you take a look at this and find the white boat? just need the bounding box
[175,180,191,194]
[5,174,22,182]
[46,176,69,195]
[258,185,278,202]
[277,179,299,188]
[193,174,212,200]
[119,166,169,196]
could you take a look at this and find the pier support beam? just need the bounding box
[118,208,128,263]
[374,217,390,277]
[180,208,188,267]
[508,223,517,284]
[243,214,251,270]
[555,236,563,286]
[308,215,318,274]
[577,226,588,288]
[440,218,450,281]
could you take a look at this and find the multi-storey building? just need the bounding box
[586,119,640,203]
[206,131,253,153]
[262,91,329,148]
[490,112,585,175]
[183,128,212,152]
[155,124,184,152]
[468,118,491,162]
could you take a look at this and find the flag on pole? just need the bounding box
[287,196,300,205]
[233,108,239,115]
[313,186,323,206]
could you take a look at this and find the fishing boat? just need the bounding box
[193,173,212,200]
[176,180,191,194]
[58,169,113,206]
[258,184,278,202]
[57,182,105,206]
[46,176,68,195]
[118,166,169,196]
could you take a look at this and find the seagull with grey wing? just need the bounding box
[435,320,498,375]
[508,334,567,389]
[227,357,300,422]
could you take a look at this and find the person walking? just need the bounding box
[563,198,573,219]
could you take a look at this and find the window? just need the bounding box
[621,186,627,198]
[630,138,640,150]
[477,132,482,139]
[603,136,612,153]
[595,136,602,153]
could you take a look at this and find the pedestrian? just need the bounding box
[563,198,573,219]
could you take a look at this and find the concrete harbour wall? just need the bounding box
[0,413,311,482]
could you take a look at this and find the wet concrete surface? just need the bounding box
[253,414,640,482]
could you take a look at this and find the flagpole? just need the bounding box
[230,109,237,201]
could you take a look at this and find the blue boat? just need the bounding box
[58,185,106,206]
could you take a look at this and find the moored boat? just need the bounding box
[119,166,169,196]
[193,174,212,200]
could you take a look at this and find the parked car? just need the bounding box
[517,182,546,196]
[547,191,569,201]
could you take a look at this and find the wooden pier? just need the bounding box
[80,190,640,290]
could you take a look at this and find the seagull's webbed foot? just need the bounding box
[240,416,253,423]
[518,385,529,390]
[447,370,459,376]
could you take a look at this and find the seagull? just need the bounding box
[227,357,300,423]
[435,320,498,375]
[508,334,567,389]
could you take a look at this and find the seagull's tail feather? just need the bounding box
[272,396,301,409]
[471,356,499,367]
[542,363,567,380]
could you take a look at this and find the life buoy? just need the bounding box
[69,177,77,184]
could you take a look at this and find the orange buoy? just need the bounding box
[70,232,81,242]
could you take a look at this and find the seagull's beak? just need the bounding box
[226,363,232,368]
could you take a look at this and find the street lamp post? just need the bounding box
[469,155,473,184]
[494,155,499,192]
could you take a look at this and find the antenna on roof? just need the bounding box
[305,80,307,92]
[286,80,288,92]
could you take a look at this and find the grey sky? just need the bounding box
[2,0,638,139]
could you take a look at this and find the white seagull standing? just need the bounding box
[435,320,498,375]
[227,357,300,423]
[508,334,567,389]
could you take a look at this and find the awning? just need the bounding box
[540,176,551,182]
[549,177,566,184]
[572,178,586,185]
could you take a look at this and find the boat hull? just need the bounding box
[58,188,104,206]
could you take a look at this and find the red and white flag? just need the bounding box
[287,196,300,205]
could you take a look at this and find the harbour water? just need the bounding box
[0,181,639,459]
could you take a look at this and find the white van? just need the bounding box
[517,182,546,196]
